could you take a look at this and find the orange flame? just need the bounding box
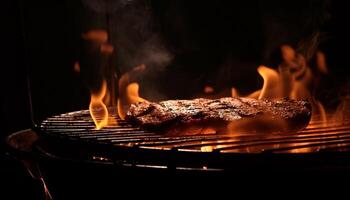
[231,88,239,97]
[82,30,108,43]
[315,101,327,126]
[316,51,328,74]
[73,62,80,73]
[118,82,147,119]
[256,46,329,126]
[83,29,118,129]
[246,90,261,99]
[117,99,125,120]
[258,66,283,99]
[126,83,147,103]
[85,40,339,132]
[204,86,214,94]
[89,81,109,130]
[100,44,114,54]
[331,95,350,124]
[117,64,148,119]
[228,45,332,128]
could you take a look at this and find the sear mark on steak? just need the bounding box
[126,97,312,135]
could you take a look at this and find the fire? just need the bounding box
[231,88,239,97]
[204,86,214,94]
[228,45,333,131]
[331,94,350,124]
[100,44,114,54]
[84,35,342,132]
[200,146,214,152]
[89,80,109,130]
[118,82,146,119]
[87,63,147,128]
[316,51,328,74]
[118,82,147,120]
[258,66,283,99]
[227,115,289,134]
[314,101,327,127]
[255,46,331,126]
[82,30,119,129]
[73,62,80,73]
[82,30,108,42]
[126,83,147,103]
[117,64,148,119]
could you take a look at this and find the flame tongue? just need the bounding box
[82,30,108,43]
[89,80,109,130]
[117,82,146,120]
[258,46,330,126]
[258,66,283,99]
[117,64,148,119]
[83,30,117,130]
[85,42,340,131]
[230,45,333,129]
[126,83,147,103]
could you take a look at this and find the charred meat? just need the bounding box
[126,97,312,134]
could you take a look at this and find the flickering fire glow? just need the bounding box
[85,39,346,132]
[89,80,108,130]
[231,45,333,128]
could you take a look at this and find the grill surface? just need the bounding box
[38,109,350,154]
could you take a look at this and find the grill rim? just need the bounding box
[8,128,350,173]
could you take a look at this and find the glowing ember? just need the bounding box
[204,86,214,94]
[316,51,328,74]
[100,44,114,54]
[82,30,108,42]
[201,146,213,152]
[73,62,80,73]
[231,88,239,97]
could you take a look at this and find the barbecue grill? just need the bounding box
[6,110,350,198]
[4,0,350,199]
[9,108,350,173]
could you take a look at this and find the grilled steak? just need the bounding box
[126,97,312,134]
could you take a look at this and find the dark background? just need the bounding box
[1,0,350,199]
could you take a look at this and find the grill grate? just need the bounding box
[38,109,350,154]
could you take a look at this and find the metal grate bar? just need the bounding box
[39,110,350,153]
[139,127,350,151]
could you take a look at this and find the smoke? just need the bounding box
[80,0,174,71]
[109,0,174,100]
[80,0,174,101]
[80,0,330,100]
[260,0,330,64]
